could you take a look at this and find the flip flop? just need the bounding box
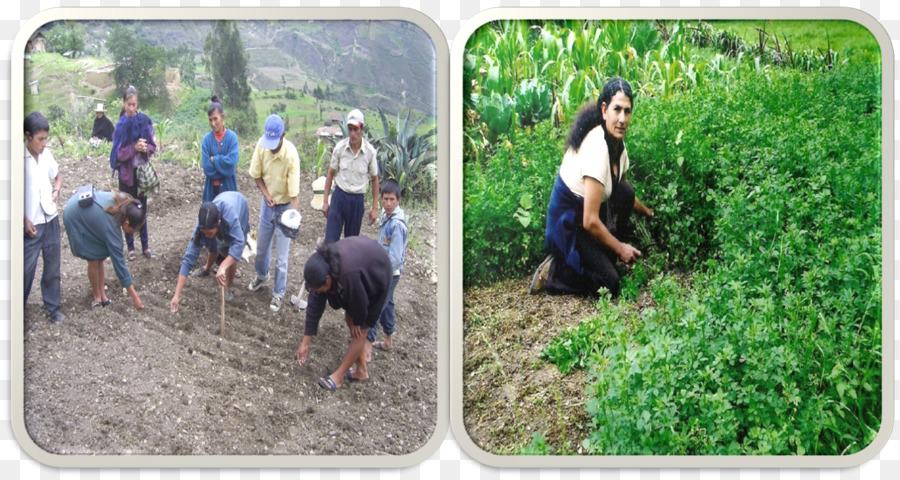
[345,370,366,382]
[317,376,339,391]
[91,299,111,309]
[373,341,393,352]
[143,250,157,260]
[127,250,137,261]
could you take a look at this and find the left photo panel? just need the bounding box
[12,8,448,469]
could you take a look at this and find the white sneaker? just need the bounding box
[248,275,268,291]
[224,289,234,302]
[270,296,283,312]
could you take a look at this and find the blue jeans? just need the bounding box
[324,187,364,243]
[254,201,291,298]
[24,215,62,315]
[367,274,400,342]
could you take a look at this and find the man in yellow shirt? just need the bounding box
[248,114,300,312]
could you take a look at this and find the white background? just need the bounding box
[2,1,899,479]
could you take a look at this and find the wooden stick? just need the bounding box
[220,285,225,337]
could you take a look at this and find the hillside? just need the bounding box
[37,19,438,115]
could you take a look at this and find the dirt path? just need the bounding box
[23,148,438,456]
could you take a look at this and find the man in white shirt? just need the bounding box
[24,112,64,323]
[322,108,379,243]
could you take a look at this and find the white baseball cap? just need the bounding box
[347,109,364,127]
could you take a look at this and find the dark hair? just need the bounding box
[24,111,50,136]
[198,202,220,229]
[104,191,145,231]
[381,178,401,199]
[123,85,139,102]
[208,94,225,117]
[303,242,342,290]
[566,77,635,152]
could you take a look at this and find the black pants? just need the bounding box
[545,181,635,297]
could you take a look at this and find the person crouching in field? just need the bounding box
[530,77,654,297]
[24,111,65,323]
[297,236,393,390]
[62,190,145,310]
[365,178,408,358]
[169,192,251,313]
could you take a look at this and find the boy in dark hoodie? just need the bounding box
[367,178,408,355]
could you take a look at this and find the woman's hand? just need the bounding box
[297,336,311,365]
[169,294,179,313]
[617,243,642,265]
[128,285,144,310]
[345,314,362,338]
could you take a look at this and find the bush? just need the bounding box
[463,122,563,286]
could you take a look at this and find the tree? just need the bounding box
[202,20,257,136]
[166,43,197,88]
[46,21,86,57]
[312,85,324,102]
[106,23,171,111]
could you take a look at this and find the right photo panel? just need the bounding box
[454,12,888,467]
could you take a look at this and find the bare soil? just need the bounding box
[463,269,675,455]
[462,279,594,455]
[23,147,438,456]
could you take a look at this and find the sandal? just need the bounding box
[373,341,394,352]
[127,250,137,261]
[143,249,157,260]
[317,376,340,391]
[91,299,112,309]
[345,370,367,382]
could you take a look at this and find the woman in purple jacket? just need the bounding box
[110,85,157,261]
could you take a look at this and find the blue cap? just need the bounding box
[260,114,284,150]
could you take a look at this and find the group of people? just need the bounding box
[24,85,410,392]
[26,75,650,389]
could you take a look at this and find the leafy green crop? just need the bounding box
[539,65,882,456]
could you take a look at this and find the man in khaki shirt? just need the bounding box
[247,114,300,313]
[322,108,379,243]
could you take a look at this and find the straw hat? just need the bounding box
[310,176,332,211]
[94,102,106,113]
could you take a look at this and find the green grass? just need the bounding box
[710,20,882,64]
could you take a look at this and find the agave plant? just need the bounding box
[369,109,438,200]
